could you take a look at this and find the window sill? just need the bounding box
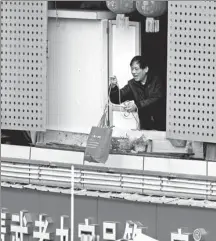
[35,129,199,160]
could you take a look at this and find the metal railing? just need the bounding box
[1,158,216,202]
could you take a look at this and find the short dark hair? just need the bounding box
[130,56,148,69]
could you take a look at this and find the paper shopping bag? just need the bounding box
[84,126,113,164]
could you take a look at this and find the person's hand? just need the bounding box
[109,76,118,88]
[124,101,137,113]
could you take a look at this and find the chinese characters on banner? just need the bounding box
[78,218,148,241]
[1,208,207,241]
[1,209,69,241]
[171,228,207,241]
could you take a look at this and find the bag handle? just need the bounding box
[98,84,114,128]
[98,104,108,128]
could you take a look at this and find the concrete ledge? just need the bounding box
[144,157,207,176]
[1,144,31,159]
[48,9,115,20]
[30,147,84,165]
[85,155,144,170]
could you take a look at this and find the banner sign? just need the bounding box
[1,208,207,241]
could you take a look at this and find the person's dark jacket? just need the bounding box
[109,71,166,130]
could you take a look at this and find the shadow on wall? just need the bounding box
[1,130,32,146]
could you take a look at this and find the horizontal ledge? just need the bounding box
[48,9,115,20]
[3,183,216,208]
[35,142,194,160]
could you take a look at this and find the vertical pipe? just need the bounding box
[71,165,74,241]
[0,1,2,240]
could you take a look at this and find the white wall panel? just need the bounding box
[47,18,108,133]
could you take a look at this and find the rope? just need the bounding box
[108,82,140,129]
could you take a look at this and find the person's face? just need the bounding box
[131,62,148,82]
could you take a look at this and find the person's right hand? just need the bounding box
[109,76,118,88]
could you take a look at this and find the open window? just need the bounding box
[108,20,141,130]
[103,9,167,134]
[45,1,168,135]
[0,1,168,147]
[2,1,215,155]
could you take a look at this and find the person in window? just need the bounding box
[109,56,166,131]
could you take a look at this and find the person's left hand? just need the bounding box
[124,101,138,113]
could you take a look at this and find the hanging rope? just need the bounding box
[55,1,60,28]
[108,82,140,129]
